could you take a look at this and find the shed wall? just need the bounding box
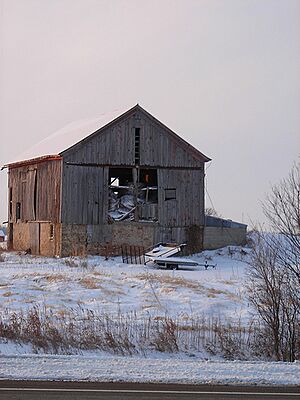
[203,227,247,250]
[7,159,62,256]
[8,159,62,223]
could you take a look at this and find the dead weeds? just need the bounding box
[79,277,102,289]
[136,272,205,291]
[2,291,13,297]
[45,274,67,283]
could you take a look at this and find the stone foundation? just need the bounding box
[60,223,204,257]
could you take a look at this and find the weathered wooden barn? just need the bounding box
[3,104,212,257]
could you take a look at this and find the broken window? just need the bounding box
[16,202,21,220]
[165,188,176,200]
[138,169,158,202]
[108,168,134,222]
[108,167,158,222]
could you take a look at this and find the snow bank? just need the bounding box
[0,354,299,386]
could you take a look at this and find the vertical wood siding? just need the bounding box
[60,109,206,227]
[61,164,106,224]
[8,159,61,224]
[62,110,204,168]
[158,168,204,227]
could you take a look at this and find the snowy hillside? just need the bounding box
[0,246,250,322]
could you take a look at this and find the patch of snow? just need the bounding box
[0,354,299,386]
[4,105,134,165]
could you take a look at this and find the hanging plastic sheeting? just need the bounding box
[108,192,136,221]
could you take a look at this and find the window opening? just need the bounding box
[16,202,21,220]
[108,168,134,222]
[50,224,54,240]
[33,171,37,220]
[9,188,12,220]
[107,167,158,222]
[134,128,140,165]
[165,188,176,201]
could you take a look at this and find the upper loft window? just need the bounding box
[16,202,21,220]
[134,128,140,165]
[164,188,176,201]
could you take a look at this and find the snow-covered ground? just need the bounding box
[1,354,299,386]
[1,246,298,385]
[0,246,250,321]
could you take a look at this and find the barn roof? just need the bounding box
[2,104,210,169]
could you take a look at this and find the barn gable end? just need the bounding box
[61,105,210,168]
[5,105,211,257]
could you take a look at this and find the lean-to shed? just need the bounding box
[3,104,211,256]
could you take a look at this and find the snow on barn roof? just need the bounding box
[3,104,211,169]
[3,105,134,168]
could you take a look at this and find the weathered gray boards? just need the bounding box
[4,105,211,257]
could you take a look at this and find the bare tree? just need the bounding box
[262,164,300,281]
[247,164,300,361]
[205,207,221,218]
[247,232,299,361]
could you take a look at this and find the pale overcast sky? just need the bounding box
[0,0,299,226]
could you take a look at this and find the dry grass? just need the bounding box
[29,286,45,292]
[206,288,228,298]
[2,291,13,297]
[136,272,204,291]
[45,274,67,283]
[137,273,233,300]
[93,271,113,278]
[0,305,289,360]
[79,277,102,289]
[64,258,89,269]
[101,287,125,297]
[0,283,9,288]
[221,280,235,285]
[12,273,44,279]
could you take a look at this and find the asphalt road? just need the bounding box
[0,381,299,400]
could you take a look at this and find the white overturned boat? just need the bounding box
[145,243,199,270]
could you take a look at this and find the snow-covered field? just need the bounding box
[0,246,250,321]
[1,246,299,385]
